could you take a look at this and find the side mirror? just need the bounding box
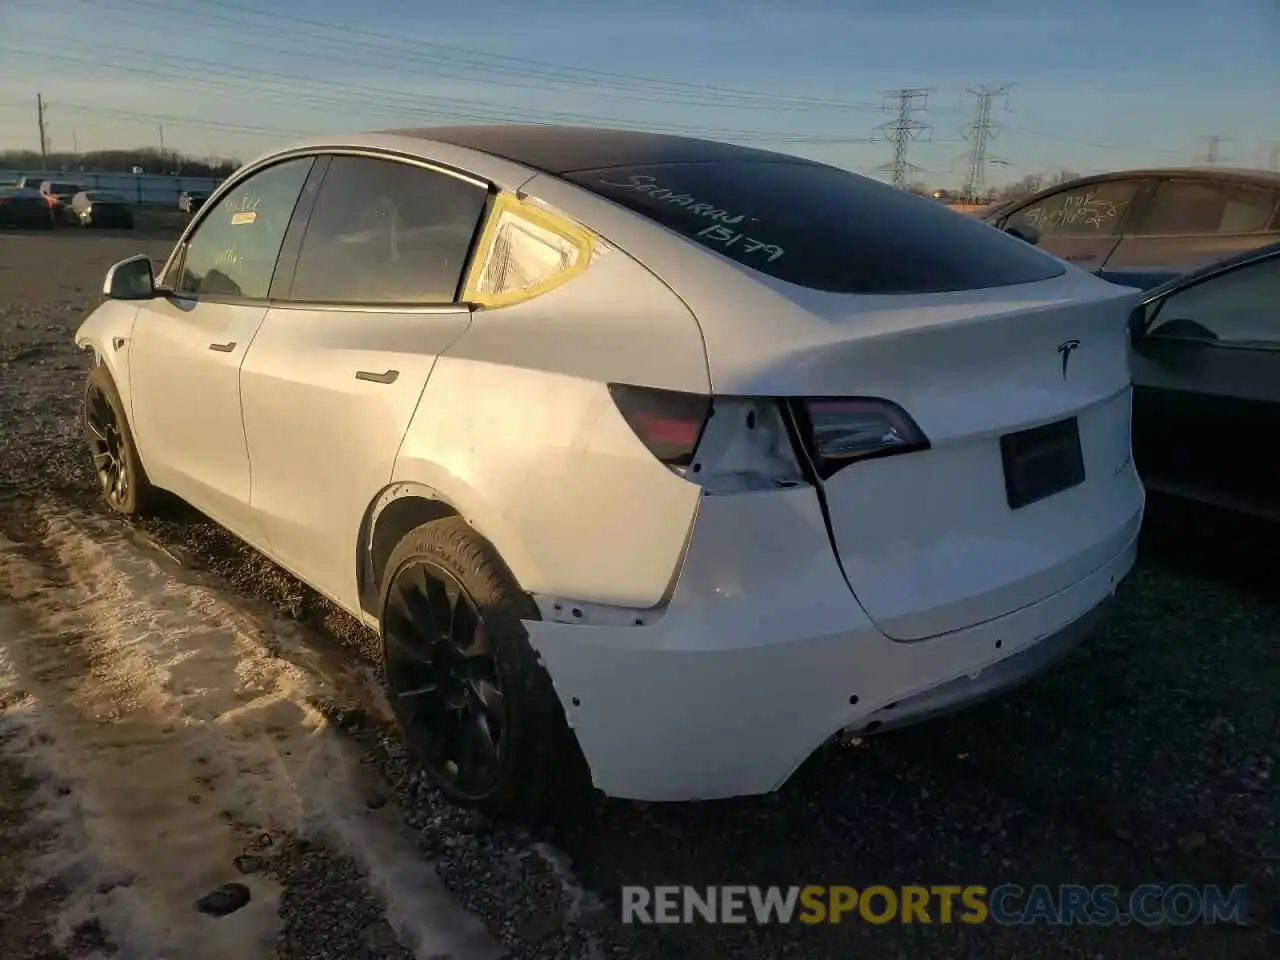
[103,254,155,300]
[1004,224,1040,246]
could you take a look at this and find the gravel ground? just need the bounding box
[1,228,1277,959]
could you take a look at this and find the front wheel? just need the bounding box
[379,517,589,822]
[83,365,156,515]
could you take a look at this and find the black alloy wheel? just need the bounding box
[382,559,508,799]
[82,366,154,515]
[85,377,130,509]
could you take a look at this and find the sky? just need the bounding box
[0,0,1276,190]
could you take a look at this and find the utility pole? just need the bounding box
[158,124,165,152]
[72,128,78,154]
[36,92,49,167]
[873,88,934,189]
[1267,142,1279,171]
[959,85,1013,204]
[1197,134,1229,166]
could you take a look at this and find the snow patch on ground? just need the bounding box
[0,502,501,960]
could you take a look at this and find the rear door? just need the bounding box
[1130,253,1280,519]
[239,152,490,613]
[1108,176,1280,272]
[998,178,1150,269]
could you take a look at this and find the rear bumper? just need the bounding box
[842,594,1111,735]
[525,487,1139,802]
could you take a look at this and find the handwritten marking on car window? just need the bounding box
[220,194,262,223]
[696,224,785,261]
[596,174,755,226]
[213,245,242,268]
[595,174,783,260]
[230,211,257,226]
[1023,191,1129,233]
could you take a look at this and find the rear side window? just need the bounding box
[464,193,594,307]
[1136,179,1280,236]
[1003,179,1143,239]
[560,160,1064,293]
[287,156,489,305]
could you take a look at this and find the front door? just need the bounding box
[239,153,490,612]
[1131,254,1280,518]
[128,156,315,543]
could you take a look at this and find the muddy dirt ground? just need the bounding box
[0,227,1276,959]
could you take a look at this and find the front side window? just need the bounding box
[174,156,315,300]
[562,160,1063,293]
[1004,180,1142,239]
[1136,179,1279,237]
[1148,256,1280,345]
[287,156,489,304]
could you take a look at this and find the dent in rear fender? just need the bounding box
[391,238,710,608]
[522,487,1138,801]
[74,301,143,409]
[394,362,701,607]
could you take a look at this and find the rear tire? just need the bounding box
[83,365,156,516]
[378,517,589,823]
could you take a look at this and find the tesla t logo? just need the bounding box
[1057,339,1081,379]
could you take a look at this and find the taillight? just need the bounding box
[791,397,929,479]
[608,383,711,469]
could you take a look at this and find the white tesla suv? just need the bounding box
[75,125,1145,819]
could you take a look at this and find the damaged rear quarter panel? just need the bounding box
[391,235,710,609]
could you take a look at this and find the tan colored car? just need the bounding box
[982,168,1280,274]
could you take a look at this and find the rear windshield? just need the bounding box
[87,191,126,203]
[48,182,80,193]
[561,160,1065,294]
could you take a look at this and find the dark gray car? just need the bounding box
[983,168,1280,274]
[1128,240,1280,520]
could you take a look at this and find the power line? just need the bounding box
[958,85,1013,202]
[872,88,933,189]
[29,101,319,140]
[85,0,884,112]
[3,43,870,147]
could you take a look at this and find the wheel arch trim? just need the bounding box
[356,478,543,619]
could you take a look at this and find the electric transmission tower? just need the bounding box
[873,88,934,189]
[958,85,1013,203]
[1197,134,1230,166]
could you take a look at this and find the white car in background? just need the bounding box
[74,125,1145,820]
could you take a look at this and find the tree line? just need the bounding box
[904,170,1083,204]
[0,147,240,177]
[2,145,1082,202]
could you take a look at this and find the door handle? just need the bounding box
[208,341,236,352]
[355,369,399,384]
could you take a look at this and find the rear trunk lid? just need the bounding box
[730,273,1144,641]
